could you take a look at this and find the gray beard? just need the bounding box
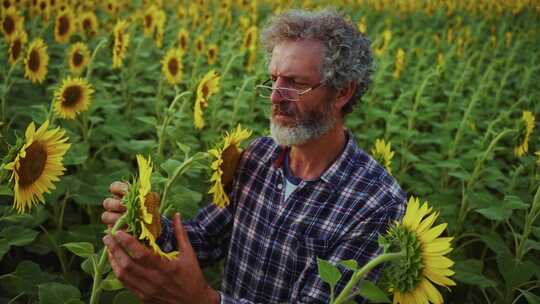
[270,112,336,146]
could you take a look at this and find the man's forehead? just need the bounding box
[269,39,324,78]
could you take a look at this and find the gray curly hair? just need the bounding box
[260,8,374,115]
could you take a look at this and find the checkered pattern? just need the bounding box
[157,132,406,303]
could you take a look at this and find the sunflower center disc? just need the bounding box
[2,0,10,9]
[3,16,14,34]
[19,141,47,187]
[73,51,83,66]
[11,39,21,60]
[202,84,209,98]
[82,19,91,31]
[29,49,41,71]
[39,1,46,11]
[62,85,82,108]
[59,15,70,35]
[220,145,241,186]
[168,58,179,76]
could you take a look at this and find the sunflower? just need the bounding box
[54,9,75,43]
[176,28,189,53]
[208,125,252,208]
[371,138,395,175]
[241,25,257,52]
[207,43,218,65]
[79,11,99,37]
[161,48,183,86]
[8,29,27,65]
[3,120,71,214]
[122,154,178,260]
[67,42,90,76]
[193,70,220,129]
[194,35,204,56]
[142,4,157,37]
[153,8,166,48]
[514,111,535,157]
[38,0,50,22]
[393,48,405,79]
[1,6,24,41]
[53,77,94,120]
[357,16,367,34]
[381,197,455,304]
[112,19,129,69]
[24,38,49,84]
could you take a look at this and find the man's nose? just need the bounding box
[270,77,287,104]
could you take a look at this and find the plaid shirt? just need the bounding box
[157,132,406,303]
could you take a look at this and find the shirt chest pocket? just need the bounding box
[291,235,334,276]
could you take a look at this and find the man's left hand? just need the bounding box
[103,213,220,304]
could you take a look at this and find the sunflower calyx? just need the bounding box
[380,225,423,293]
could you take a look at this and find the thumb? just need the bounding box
[173,212,189,252]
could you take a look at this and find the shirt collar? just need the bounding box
[269,130,361,188]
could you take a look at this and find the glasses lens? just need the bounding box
[277,88,299,101]
[256,86,273,98]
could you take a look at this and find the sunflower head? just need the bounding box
[371,138,394,175]
[3,120,71,214]
[161,47,183,86]
[195,36,204,55]
[54,9,75,43]
[241,25,257,52]
[53,76,94,120]
[197,69,220,101]
[79,11,99,37]
[67,42,90,76]
[112,19,130,69]
[515,111,535,157]
[208,125,252,208]
[207,43,218,65]
[380,197,455,304]
[122,154,178,260]
[8,29,27,65]
[142,4,157,37]
[24,38,49,84]
[177,28,189,53]
[1,6,23,40]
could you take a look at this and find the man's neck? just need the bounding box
[288,122,346,180]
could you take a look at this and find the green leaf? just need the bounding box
[0,240,9,260]
[101,271,123,291]
[0,184,12,195]
[81,254,98,277]
[63,143,89,165]
[338,259,359,271]
[357,280,391,303]
[38,283,81,304]
[503,195,529,210]
[0,261,57,297]
[0,226,39,246]
[478,231,512,255]
[176,141,191,155]
[135,116,158,127]
[475,205,511,221]
[113,290,141,304]
[453,259,497,288]
[61,242,95,258]
[161,159,183,177]
[519,289,540,304]
[316,257,341,289]
[497,253,535,288]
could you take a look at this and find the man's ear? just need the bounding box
[334,81,357,111]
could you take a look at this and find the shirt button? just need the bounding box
[277,183,283,190]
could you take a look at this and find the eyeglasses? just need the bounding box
[255,79,323,101]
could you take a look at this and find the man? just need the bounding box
[102,9,406,303]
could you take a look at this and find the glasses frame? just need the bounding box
[255,78,323,101]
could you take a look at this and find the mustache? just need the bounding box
[272,102,296,116]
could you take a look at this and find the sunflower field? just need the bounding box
[0,0,539,303]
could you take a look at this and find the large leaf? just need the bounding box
[101,271,124,291]
[519,289,540,304]
[453,259,497,289]
[38,283,81,304]
[61,242,95,258]
[357,280,391,303]
[113,290,141,304]
[0,261,57,298]
[496,253,535,288]
[316,257,341,290]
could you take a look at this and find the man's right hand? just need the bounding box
[101,181,128,227]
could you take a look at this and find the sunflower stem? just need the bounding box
[157,91,191,158]
[155,75,165,120]
[516,184,540,261]
[332,251,405,304]
[85,37,108,82]
[89,214,128,304]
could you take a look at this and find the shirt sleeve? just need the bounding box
[290,197,406,303]
[156,201,235,267]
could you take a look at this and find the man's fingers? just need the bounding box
[101,211,123,226]
[107,249,154,300]
[110,181,129,197]
[113,231,161,266]
[173,213,190,253]
[103,197,126,212]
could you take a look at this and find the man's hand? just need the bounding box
[101,182,128,227]
[103,213,220,304]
